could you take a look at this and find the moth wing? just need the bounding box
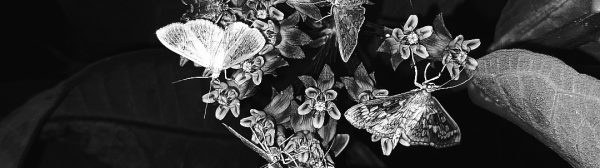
[344,90,418,137]
[333,5,365,62]
[221,22,266,68]
[186,19,226,70]
[222,123,274,163]
[404,96,461,148]
[156,20,215,68]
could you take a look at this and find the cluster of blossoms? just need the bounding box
[172,0,481,166]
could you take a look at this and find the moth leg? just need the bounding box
[411,53,422,88]
[423,63,447,84]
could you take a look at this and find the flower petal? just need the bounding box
[251,20,268,29]
[324,89,337,101]
[202,92,217,103]
[327,102,341,120]
[305,87,319,99]
[381,138,394,156]
[312,111,325,128]
[413,45,429,58]
[284,141,297,153]
[298,151,309,163]
[251,71,263,85]
[452,66,461,80]
[449,35,464,48]
[462,39,481,51]
[281,28,312,46]
[373,89,389,97]
[298,76,317,88]
[400,45,411,60]
[230,104,240,118]
[391,28,404,40]
[466,57,478,70]
[259,44,275,55]
[254,56,265,67]
[215,106,230,120]
[298,100,313,115]
[403,15,418,32]
[317,64,335,91]
[277,44,305,59]
[416,26,433,39]
[358,92,371,102]
[261,54,288,74]
[269,6,284,21]
[240,116,255,127]
[371,135,382,142]
[265,128,276,146]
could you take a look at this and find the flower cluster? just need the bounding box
[165,0,484,166]
[378,15,433,70]
[297,65,341,129]
[442,35,480,80]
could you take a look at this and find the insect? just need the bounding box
[328,0,372,62]
[156,19,265,79]
[181,0,241,23]
[344,62,469,156]
[222,123,298,168]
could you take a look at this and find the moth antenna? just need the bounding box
[279,134,294,147]
[409,0,414,12]
[423,63,447,84]
[439,66,465,87]
[424,62,431,81]
[171,76,211,84]
[437,73,474,90]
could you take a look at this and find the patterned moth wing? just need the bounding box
[344,89,461,155]
[332,0,366,62]
[156,19,265,78]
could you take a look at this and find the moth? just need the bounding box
[222,123,297,168]
[328,0,372,62]
[344,81,461,156]
[156,19,265,79]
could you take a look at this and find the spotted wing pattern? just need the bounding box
[344,89,461,152]
[332,1,365,62]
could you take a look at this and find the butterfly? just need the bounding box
[344,82,461,156]
[156,19,266,79]
[328,0,372,62]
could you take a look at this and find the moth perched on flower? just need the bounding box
[340,63,389,103]
[297,65,341,129]
[377,15,433,70]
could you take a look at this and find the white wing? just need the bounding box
[156,20,217,68]
[221,22,266,68]
[186,19,225,72]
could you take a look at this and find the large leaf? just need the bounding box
[468,49,600,168]
[491,0,597,51]
[1,49,267,168]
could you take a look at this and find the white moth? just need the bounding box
[156,19,266,79]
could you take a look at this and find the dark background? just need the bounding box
[2,0,598,167]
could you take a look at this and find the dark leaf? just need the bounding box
[329,134,349,157]
[1,49,267,168]
[317,119,337,147]
[264,86,294,123]
[491,0,596,51]
[468,49,600,168]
